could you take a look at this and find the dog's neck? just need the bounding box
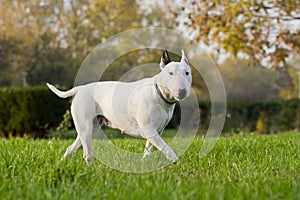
[155,82,176,105]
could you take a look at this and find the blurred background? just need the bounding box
[0,0,299,137]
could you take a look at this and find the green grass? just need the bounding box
[1,133,300,199]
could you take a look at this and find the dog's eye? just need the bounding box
[185,72,189,76]
[169,72,173,76]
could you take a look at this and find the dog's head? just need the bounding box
[158,50,192,101]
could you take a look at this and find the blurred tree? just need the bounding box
[219,57,280,100]
[0,0,165,86]
[0,0,74,86]
[278,61,300,99]
[0,37,21,86]
[154,0,300,68]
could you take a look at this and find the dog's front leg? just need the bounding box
[146,133,178,162]
[142,130,164,160]
[142,140,153,160]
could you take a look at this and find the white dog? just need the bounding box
[47,50,192,164]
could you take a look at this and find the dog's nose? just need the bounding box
[178,88,187,99]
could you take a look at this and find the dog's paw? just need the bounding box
[171,156,179,164]
[142,151,151,160]
[162,146,178,163]
[84,156,94,165]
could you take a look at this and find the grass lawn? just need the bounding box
[0,132,300,199]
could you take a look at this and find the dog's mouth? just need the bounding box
[174,96,186,101]
[173,94,187,101]
[173,88,188,101]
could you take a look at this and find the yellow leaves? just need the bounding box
[166,0,300,68]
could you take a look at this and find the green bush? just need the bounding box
[224,100,300,134]
[0,87,69,137]
[56,109,73,132]
[53,99,300,136]
[1,86,299,138]
[256,112,268,133]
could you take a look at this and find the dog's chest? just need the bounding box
[147,103,175,134]
[158,106,174,132]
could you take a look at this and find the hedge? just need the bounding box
[0,86,300,138]
[0,87,69,138]
[222,99,300,133]
[169,99,300,134]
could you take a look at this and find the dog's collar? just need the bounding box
[155,83,177,105]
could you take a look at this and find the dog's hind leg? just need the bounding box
[75,120,94,164]
[61,136,82,160]
[71,99,95,164]
[93,117,100,136]
[71,118,94,164]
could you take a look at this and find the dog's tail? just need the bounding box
[46,83,77,98]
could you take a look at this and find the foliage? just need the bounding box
[0,0,298,101]
[256,112,268,133]
[50,99,300,137]
[224,99,300,133]
[0,133,300,199]
[157,0,300,68]
[171,99,300,134]
[0,0,157,87]
[281,64,300,99]
[219,58,281,101]
[0,84,299,137]
[0,87,69,137]
[0,87,300,137]
[56,109,73,132]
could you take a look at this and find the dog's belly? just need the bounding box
[101,104,174,138]
[101,115,172,137]
[97,113,148,137]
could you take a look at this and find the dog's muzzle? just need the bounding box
[178,88,187,100]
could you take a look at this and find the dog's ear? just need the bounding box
[160,50,171,69]
[180,49,189,66]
